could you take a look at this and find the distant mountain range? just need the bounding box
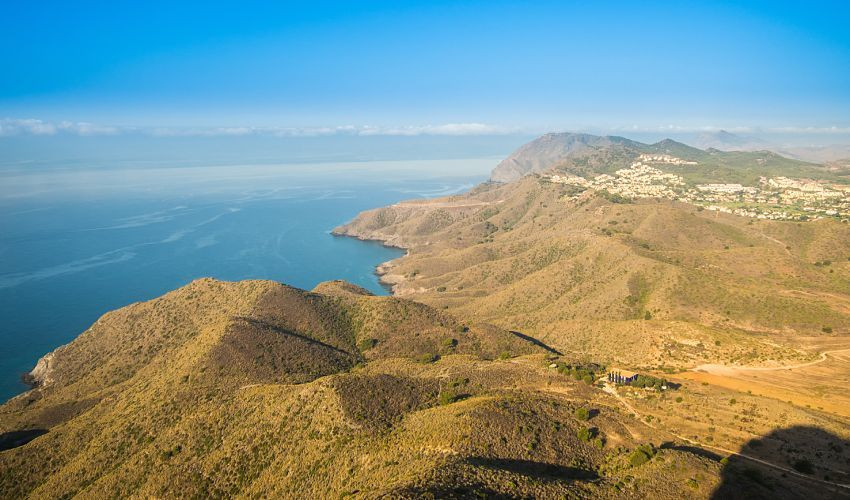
[491,133,705,182]
[693,130,850,163]
[491,131,850,183]
[691,130,772,151]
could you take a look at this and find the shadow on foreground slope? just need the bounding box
[0,429,47,451]
[711,426,850,499]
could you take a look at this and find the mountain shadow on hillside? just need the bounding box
[464,456,599,481]
[509,330,562,355]
[0,429,47,451]
[711,426,850,499]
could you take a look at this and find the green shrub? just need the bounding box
[582,374,594,385]
[629,449,651,467]
[675,396,683,403]
[442,338,458,349]
[448,377,468,388]
[358,338,378,351]
[628,444,656,467]
[498,351,511,360]
[439,391,459,405]
[574,407,590,421]
[576,427,596,442]
[599,190,631,204]
[822,326,833,333]
[436,286,447,292]
[418,353,439,363]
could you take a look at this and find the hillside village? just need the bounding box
[546,153,850,222]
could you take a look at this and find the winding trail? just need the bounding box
[601,383,850,492]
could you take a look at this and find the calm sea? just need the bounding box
[0,158,492,401]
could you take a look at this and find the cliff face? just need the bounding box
[26,352,56,388]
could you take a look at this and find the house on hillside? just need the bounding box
[607,369,638,385]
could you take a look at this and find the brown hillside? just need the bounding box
[0,278,749,498]
[334,176,850,370]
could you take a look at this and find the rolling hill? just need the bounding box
[329,135,850,497]
[335,177,850,368]
[1,278,749,498]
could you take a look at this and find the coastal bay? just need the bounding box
[0,159,490,401]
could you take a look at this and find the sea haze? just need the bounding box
[0,158,493,401]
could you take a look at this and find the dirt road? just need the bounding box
[601,382,850,492]
[693,348,850,375]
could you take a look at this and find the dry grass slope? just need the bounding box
[335,176,850,370]
[1,277,845,498]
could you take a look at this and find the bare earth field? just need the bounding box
[679,338,850,418]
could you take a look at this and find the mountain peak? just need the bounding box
[647,138,703,155]
[490,132,644,182]
[692,130,770,151]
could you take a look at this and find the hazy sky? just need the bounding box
[2,0,849,135]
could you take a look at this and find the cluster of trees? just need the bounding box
[575,425,604,449]
[556,363,599,385]
[627,374,669,390]
[599,190,632,204]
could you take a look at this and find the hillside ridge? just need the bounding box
[490,131,837,185]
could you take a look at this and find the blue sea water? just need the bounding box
[0,158,492,402]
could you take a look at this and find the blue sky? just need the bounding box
[2,0,849,134]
